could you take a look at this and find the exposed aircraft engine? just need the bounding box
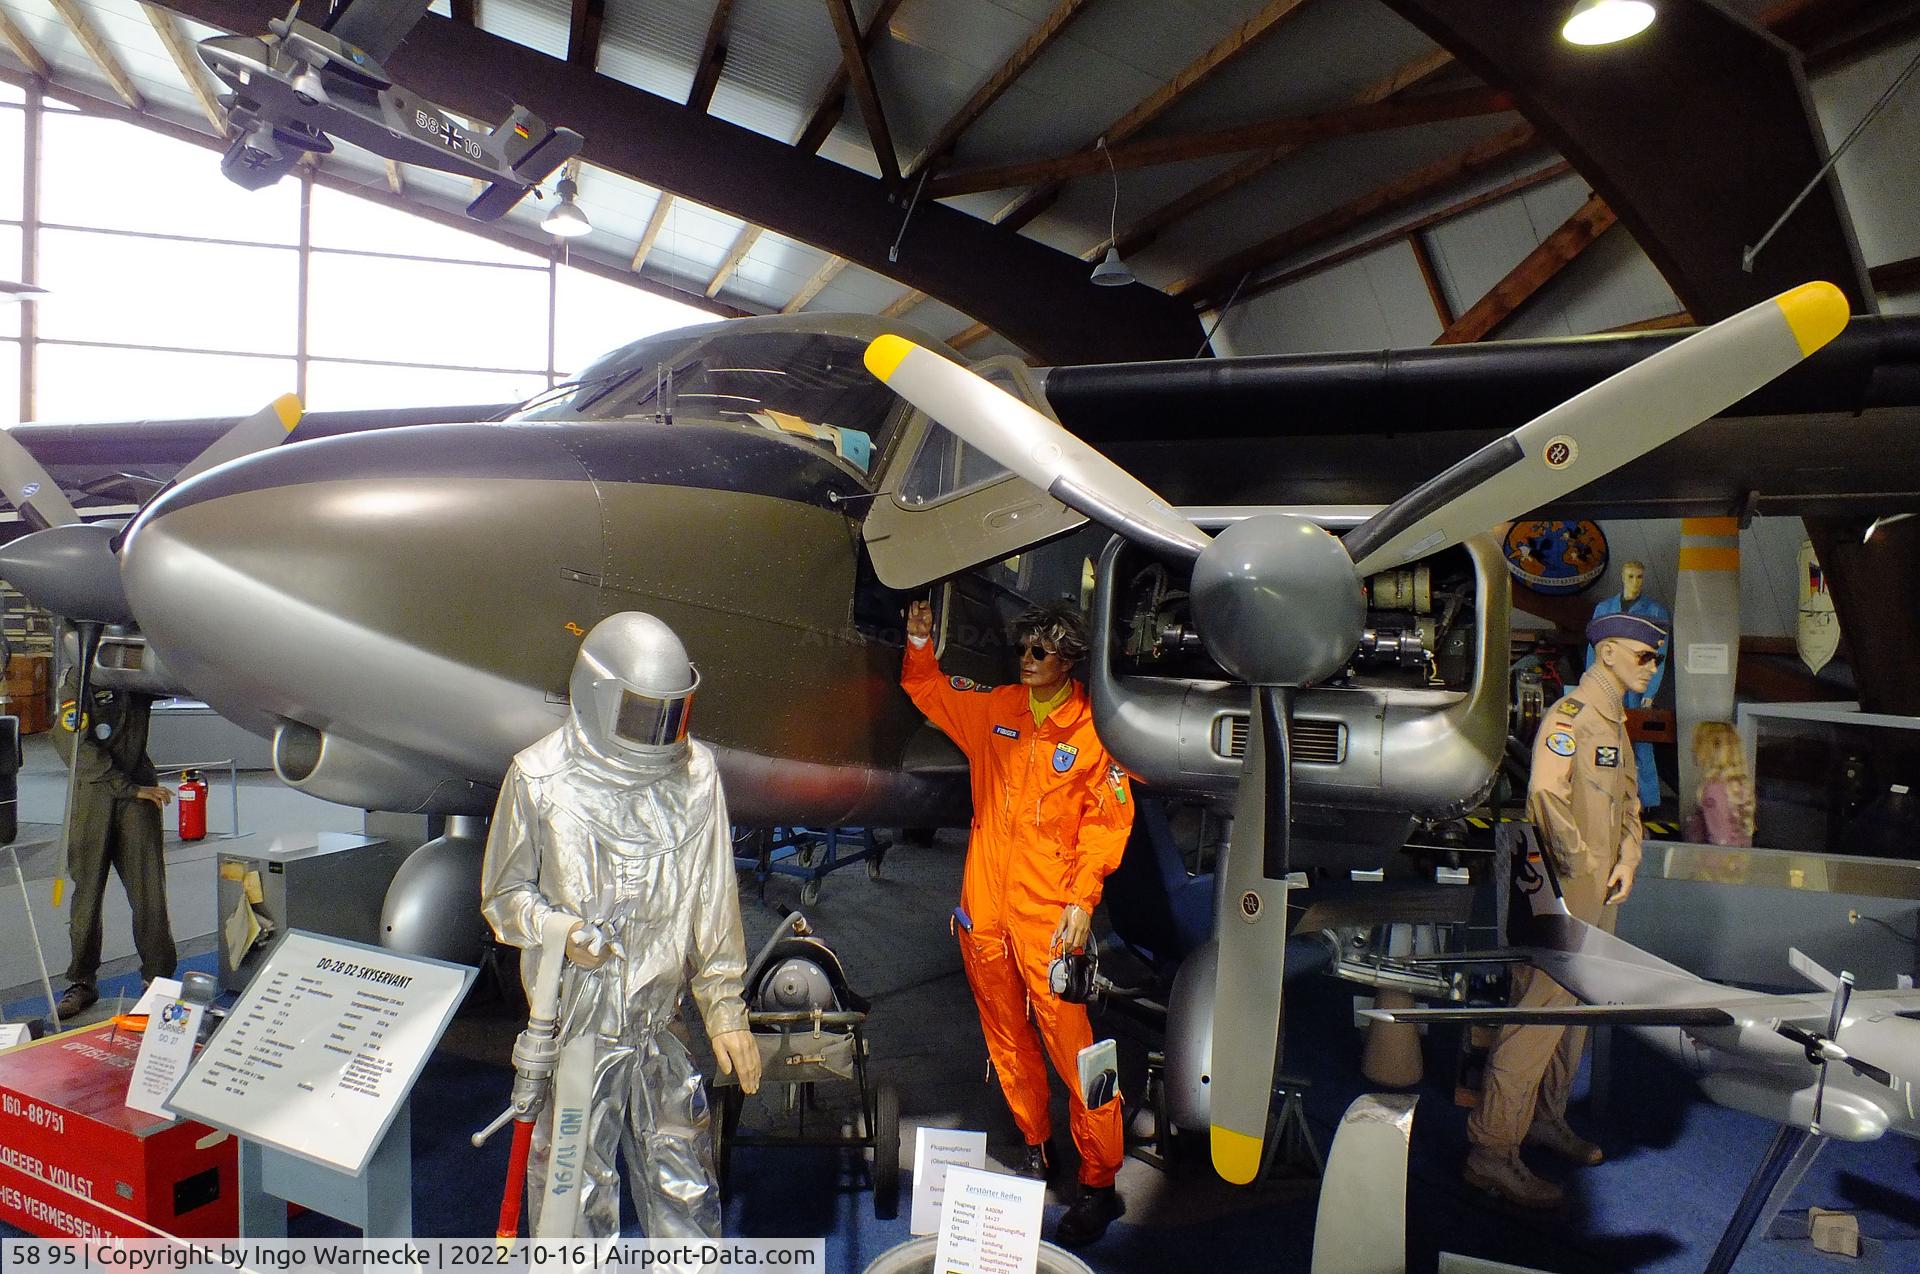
[1094,527,1508,827]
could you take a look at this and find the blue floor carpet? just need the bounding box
[4,959,1915,1271]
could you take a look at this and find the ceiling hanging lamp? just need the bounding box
[1562,0,1657,46]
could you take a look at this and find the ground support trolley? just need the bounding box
[708,912,901,1219]
[733,826,888,907]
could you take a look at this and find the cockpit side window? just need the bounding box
[892,366,1024,506]
[510,330,901,484]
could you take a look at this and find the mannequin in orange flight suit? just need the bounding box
[902,598,1134,1249]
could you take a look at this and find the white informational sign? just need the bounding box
[0,1023,29,1050]
[910,1127,988,1235]
[1684,642,1730,676]
[166,931,474,1176]
[126,999,205,1119]
[132,977,184,1017]
[934,1166,1045,1274]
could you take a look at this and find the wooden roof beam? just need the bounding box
[823,0,900,185]
[904,0,1098,180]
[450,0,476,26]
[705,224,764,297]
[881,288,925,320]
[932,86,1511,199]
[781,254,848,313]
[1087,46,1456,262]
[142,3,225,132]
[686,0,737,113]
[631,194,674,272]
[1234,159,1572,306]
[993,0,1315,231]
[162,0,1206,363]
[949,322,990,350]
[794,0,904,153]
[0,9,51,80]
[1173,122,1542,306]
[49,0,143,109]
[566,0,605,69]
[1434,191,1617,343]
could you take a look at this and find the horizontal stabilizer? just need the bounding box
[1363,1003,1737,1028]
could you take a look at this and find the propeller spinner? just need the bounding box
[869,280,1847,1184]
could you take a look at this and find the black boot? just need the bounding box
[54,984,98,1022]
[1053,1184,1123,1248]
[1017,1142,1051,1181]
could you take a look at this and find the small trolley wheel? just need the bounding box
[794,842,822,868]
[800,877,823,908]
[710,1082,746,1198]
[866,852,885,881]
[871,1081,902,1220]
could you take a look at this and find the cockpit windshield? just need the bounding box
[510,326,905,481]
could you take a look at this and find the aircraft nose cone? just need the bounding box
[0,523,132,623]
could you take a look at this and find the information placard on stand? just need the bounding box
[167,930,473,1177]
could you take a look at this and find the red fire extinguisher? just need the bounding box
[177,770,208,842]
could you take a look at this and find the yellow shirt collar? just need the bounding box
[1030,681,1072,727]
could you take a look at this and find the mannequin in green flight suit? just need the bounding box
[51,667,175,1020]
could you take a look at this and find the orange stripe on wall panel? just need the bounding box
[1678,547,1741,571]
[1680,517,1740,537]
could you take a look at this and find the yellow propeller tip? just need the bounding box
[272,393,303,432]
[1210,1126,1263,1185]
[864,334,915,383]
[1775,281,1849,358]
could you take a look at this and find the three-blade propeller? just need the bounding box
[864,280,1849,1185]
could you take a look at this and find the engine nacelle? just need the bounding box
[273,720,493,814]
[1088,525,1510,822]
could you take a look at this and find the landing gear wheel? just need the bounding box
[870,1082,901,1220]
[800,878,823,908]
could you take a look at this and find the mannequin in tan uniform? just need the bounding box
[1465,610,1667,1209]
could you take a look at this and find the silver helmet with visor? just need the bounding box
[569,613,700,756]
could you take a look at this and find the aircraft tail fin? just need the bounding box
[1788,947,1841,993]
[1501,822,1571,947]
[467,113,583,222]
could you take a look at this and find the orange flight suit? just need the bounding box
[902,641,1135,1185]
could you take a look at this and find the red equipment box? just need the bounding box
[0,1025,237,1238]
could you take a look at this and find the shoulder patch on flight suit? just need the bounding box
[992,724,1020,739]
[1545,731,1576,757]
[1555,698,1584,717]
[949,675,976,691]
[1052,743,1079,773]
[1595,745,1621,767]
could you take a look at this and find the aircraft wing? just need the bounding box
[1364,1003,1738,1027]
[323,0,435,64]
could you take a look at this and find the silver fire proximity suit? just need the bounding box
[481,614,751,1240]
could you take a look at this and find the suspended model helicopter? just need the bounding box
[195,0,580,219]
[0,283,1853,1182]
[1368,831,1920,1273]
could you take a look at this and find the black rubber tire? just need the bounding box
[711,1083,744,1198]
[871,1082,902,1220]
[866,853,884,881]
[800,877,823,908]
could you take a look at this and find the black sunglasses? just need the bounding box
[1018,643,1061,662]
[1632,649,1660,667]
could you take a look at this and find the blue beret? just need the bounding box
[1587,612,1668,648]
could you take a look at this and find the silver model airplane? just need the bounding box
[1368,833,1919,1271]
[197,0,580,219]
[0,284,1853,1188]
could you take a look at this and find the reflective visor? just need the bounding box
[613,686,694,747]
